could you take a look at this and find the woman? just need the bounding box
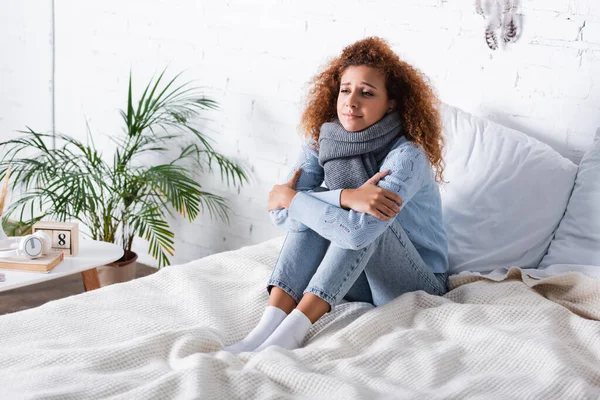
[224,36,448,353]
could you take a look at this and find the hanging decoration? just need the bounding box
[476,0,520,50]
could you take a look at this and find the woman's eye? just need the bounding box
[339,89,372,96]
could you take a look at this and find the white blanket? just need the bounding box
[2,237,599,399]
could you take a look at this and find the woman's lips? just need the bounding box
[343,114,362,120]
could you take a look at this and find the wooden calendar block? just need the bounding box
[32,221,79,257]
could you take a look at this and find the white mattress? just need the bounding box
[1,236,599,399]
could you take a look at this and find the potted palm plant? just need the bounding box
[0,70,249,285]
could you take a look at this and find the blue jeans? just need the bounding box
[266,220,448,312]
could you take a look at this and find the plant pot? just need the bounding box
[97,251,138,287]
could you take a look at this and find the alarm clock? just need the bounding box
[0,231,52,259]
[32,221,79,256]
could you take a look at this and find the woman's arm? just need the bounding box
[286,144,429,249]
[339,170,402,221]
[269,142,343,232]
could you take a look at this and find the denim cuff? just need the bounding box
[266,279,303,304]
[303,286,337,313]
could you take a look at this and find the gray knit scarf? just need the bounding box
[318,111,402,190]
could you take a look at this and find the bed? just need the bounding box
[1,105,599,399]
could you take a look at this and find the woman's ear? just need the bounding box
[387,99,397,113]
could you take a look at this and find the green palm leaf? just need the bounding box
[128,204,174,268]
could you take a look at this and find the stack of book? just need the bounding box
[0,252,64,273]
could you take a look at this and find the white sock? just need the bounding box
[223,305,288,354]
[254,309,313,352]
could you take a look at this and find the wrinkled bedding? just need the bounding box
[1,236,599,399]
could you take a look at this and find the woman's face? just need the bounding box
[336,65,396,132]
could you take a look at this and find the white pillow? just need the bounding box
[439,104,578,274]
[539,129,600,268]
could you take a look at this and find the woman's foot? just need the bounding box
[254,309,313,351]
[223,305,288,354]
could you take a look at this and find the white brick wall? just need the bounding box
[2,0,599,268]
[0,2,53,141]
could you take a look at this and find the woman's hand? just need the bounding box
[340,170,403,221]
[266,168,302,211]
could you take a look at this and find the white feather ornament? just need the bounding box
[477,0,520,50]
[502,0,520,43]
[475,0,485,16]
[485,0,502,50]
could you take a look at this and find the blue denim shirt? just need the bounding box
[270,136,449,274]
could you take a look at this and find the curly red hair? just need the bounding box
[299,36,446,184]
